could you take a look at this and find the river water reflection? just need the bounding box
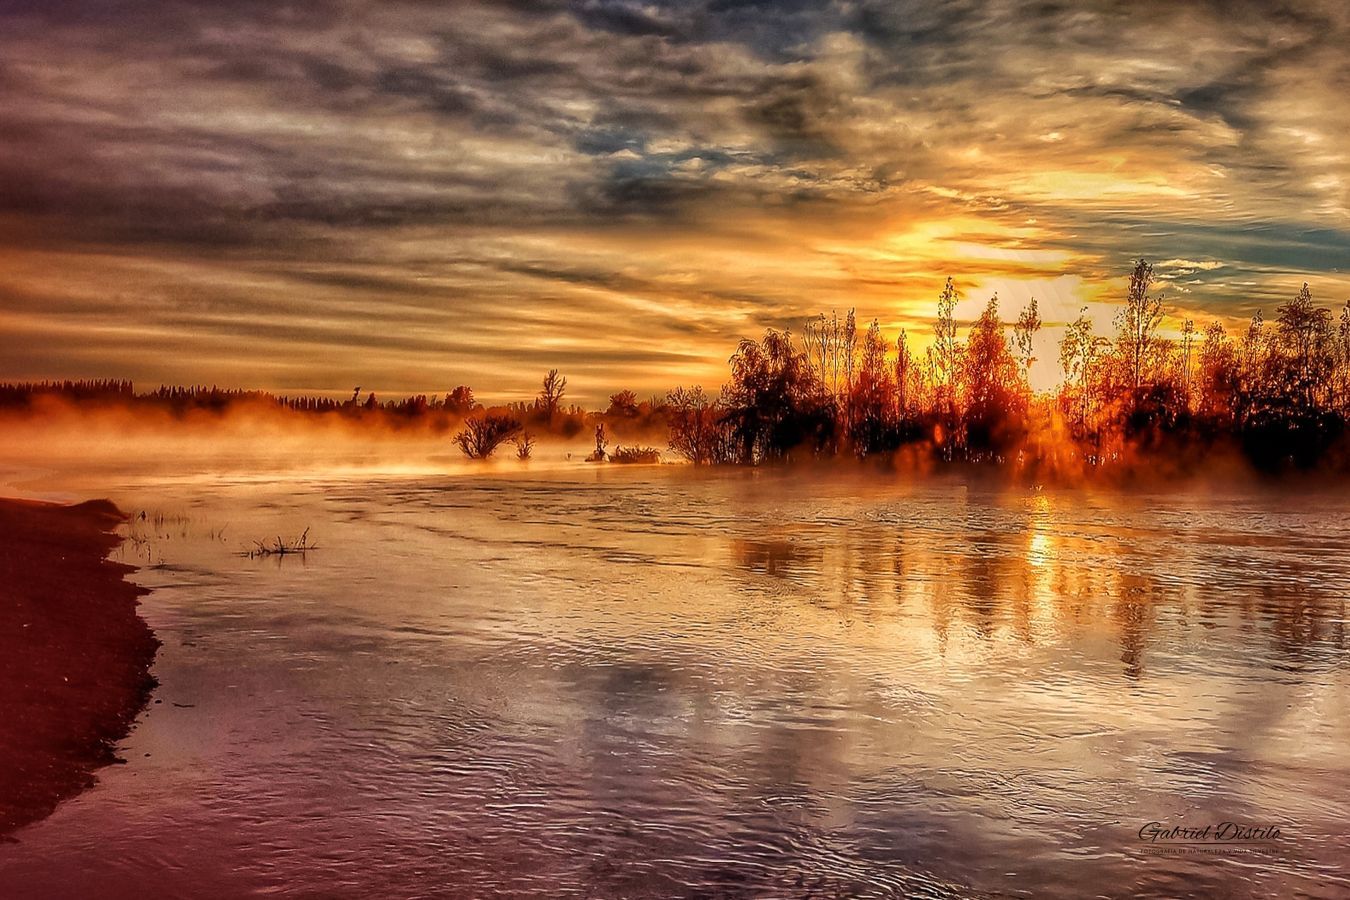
[1,466,1346,898]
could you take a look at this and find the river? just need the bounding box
[1,464,1347,898]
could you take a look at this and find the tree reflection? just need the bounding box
[728,492,1345,677]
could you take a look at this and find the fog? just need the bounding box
[0,398,603,486]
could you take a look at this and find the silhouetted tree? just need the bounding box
[1059,306,1107,435]
[1013,297,1041,383]
[0,380,134,409]
[1116,258,1165,395]
[892,329,928,439]
[929,278,962,404]
[963,296,1025,455]
[1196,321,1239,431]
[657,261,1350,472]
[512,432,535,460]
[1336,300,1350,414]
[804,309,858,422]
[538,369,566,425]
[606,389,639,418]
[445,385,477,415]
[1274,284,1334,410]
[1239,284,1342,467]
[849,319,897,456]
[453,414,521,459]
[926,278,965,456]
[1179,318,1197,405]
[723,329,834,464]
[666,386,733,464]
[587,422,608,462]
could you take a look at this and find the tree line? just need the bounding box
[666,260,1350,473]
[0,370,666,460]
[0,378,593,433]
[7,259,1349,474]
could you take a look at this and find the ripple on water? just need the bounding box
[1,470,1347,898]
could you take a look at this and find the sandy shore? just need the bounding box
[0,497,158,836]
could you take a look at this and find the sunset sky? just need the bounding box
[2,0,1348,403]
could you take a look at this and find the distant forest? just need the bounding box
[6,259,1350,474]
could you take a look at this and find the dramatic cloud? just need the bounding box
[1,0,1347,400]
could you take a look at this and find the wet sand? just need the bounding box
[0,498,157,836]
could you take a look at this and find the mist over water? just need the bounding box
[1,461,1347,898]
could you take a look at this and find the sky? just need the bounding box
[1,0,1348,403]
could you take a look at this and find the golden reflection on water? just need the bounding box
[0,463,1347,898]
[725,485,1345,682]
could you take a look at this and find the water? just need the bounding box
[1,465,1347,898]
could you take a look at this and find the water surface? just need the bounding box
[1,466,1346,898]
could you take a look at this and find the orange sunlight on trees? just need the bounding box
[7,260,1350,476]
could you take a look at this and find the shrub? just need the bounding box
[512,431,536,460]
[453,414,521,459]
[610,445,661,464]
[666,386,736,464]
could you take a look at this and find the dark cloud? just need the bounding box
[0,0,1347,399]
[570,0,693,38]
[745,78,842,158]
[571,170,716,219]
[372,67,480,116]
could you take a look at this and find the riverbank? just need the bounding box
[0,498,158,836]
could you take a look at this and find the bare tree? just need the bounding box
[1060,306,1107,431]
[1115,259,1164,392]
[929,277,962,399]
[925,277,965,452]
[895,329,914,419]
[1179,318,1196,404]
[538,369,566,425]
[804,309,857,413]
[1013,297,1042,384]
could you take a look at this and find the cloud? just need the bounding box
[0,0,1347,400]
[1158,260,1225,271]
